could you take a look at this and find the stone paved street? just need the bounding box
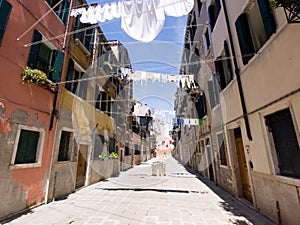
[2,156,276,225]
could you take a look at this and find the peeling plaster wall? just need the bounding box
[0,102,52,220]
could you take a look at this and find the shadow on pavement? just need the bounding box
[184,165,276,225]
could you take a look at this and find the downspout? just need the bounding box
[221,0,252,141]
[49,84,59,131]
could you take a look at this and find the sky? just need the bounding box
[85,0,188,113]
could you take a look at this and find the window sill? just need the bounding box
[10,163,42,169]
[274,174,300,187]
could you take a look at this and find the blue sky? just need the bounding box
[85,0,188,112]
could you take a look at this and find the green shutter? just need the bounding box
[27,30,42,68]
[51,50,64,82]
[258,0,276,39]
[15,130,39,164]
[0,0,12,46]
[235,14,255,65]
[61,0,70,24]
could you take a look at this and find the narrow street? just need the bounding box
[3,156,275,225]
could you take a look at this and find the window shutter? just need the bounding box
[235,14,255,65]
[50,50,64,82]
[65,58,74,91]
[208,80,216,108]
[215,0,221,18]
[0,0,12,46]
[74,17,81,40]
[27,30,42,68]
[61,0,70,24]
[214,58,226,90]
[15,130,39,164]
[224,40,233,82]
[208,5,216,32]
[258,0,276,39]
[196,93,207,119]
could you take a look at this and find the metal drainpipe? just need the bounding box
[49,84,59,131]
[221,0,252,141]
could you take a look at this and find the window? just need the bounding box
[207,76,220,109]
[93,135,105,159]
[27,30,64,82]
[66,58,83,94]
[208,0,221,32]
[0,0,12,46]
[57,130,74,162]
[135,144,141,155]
[108,137,115,153]
[265,109,300,178]
[12,126,44,165]
[214,40,233,90]
[197,0,202,16]
[73,17,95,54]
[235,0,276,65]
[195,93,207,119]
[46,0,70,24]
[125,142,130,156]
[203,28,211,55]
[217,133,227,166]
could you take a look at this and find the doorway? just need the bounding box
[76,144,88,189]
[234,128,252,202]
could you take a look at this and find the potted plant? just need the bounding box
[99,153,108,160]
[21,67,55,92]
[109,152,119,159]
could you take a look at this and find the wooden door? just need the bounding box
[76,145,88,189]
[235,136,252,202]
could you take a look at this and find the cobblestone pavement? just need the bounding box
[2,156,276,225]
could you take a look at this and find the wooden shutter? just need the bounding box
[215,0,221,17]
[15,130,39,164]
[65,58,74,91]
[235,14,255,65]
[267,109,300,178]
[74,17,81,40]
[58,131,71,161]
[208,80,216,108]
[196,93,207,119]
[0,0,12,45]
[208,5,216,32]
[258,0,276,39]
[27,30,42,68]
[214,58,226,90]
[61,0,70,24]
[51,50,64,82]
[224,40,233,82]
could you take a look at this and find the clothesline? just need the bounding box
[71,0,194,42]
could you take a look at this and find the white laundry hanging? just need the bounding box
[162,0,194,17]
[70,0,194,42]
[121,0,165,43]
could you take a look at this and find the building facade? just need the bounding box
[0,0,72,219]
[175,1,300,224]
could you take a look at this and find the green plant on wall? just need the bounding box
[109,152,119,159]
[99,153,108,160]
[21,68,53,90]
